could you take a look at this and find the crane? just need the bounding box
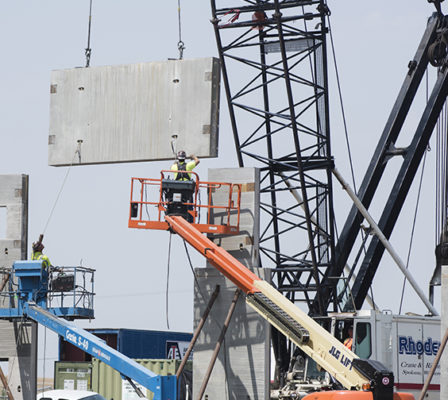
[209,0,448,383]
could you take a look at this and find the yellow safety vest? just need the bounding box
[32,252,51,269]
[344,337,353,350]
[171,161,196,181]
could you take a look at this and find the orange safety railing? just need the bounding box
[128,170,241,235]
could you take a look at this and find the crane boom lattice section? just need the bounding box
[210,0,337,313]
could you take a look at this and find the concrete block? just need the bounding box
[48,58,220,166]
[192,267,270,400]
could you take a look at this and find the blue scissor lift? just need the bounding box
[0,261,176,400]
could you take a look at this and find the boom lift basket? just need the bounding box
[128,170,241,234]
[0,262,95,320]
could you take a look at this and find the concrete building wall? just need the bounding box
[48,58,220,166]
[193,168,271,399]
[192,268,270,400]
[441,265,448,400]
[0,175,28,263]
[0,174,37,400]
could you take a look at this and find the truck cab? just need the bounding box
[325,311,441,400]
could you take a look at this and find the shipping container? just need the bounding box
[54,362,93,391]
[91,359,192,400]
[59,329,192,362]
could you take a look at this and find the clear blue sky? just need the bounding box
[0,0,441,378]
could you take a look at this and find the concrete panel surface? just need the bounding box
[48,57,220,166]
[207,168,260,269]
[192,267,270,400]
[0,174,28,268]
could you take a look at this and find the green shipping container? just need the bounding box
[54,362,93,391]
[92,359,192,400]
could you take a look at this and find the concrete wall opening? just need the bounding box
[0,360,8,375]
[0,207,7,239]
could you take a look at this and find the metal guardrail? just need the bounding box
[47,266,95,312]
[0,265,95,315]
[129,171,241,234]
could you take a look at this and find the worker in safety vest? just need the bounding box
[344,326,353,350]
[171,150,200,181]
[31,234,51,270]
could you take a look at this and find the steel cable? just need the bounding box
[43,144,81,235]
[326,6,357,192]
[42,326,47,391]
[325,3,372,309]
[398,69,431,313]
[177,0,185,59]
[166,232,173,330]
[182,239,230,397]
[398,150,428,314]
[85,0,93,67]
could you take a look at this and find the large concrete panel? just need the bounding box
[193,168,270,399]
[49,58,220,166]
[0,174,37,400]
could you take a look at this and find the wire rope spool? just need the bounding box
[428,39,447,67]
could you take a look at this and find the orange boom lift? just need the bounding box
[129,173,414,400]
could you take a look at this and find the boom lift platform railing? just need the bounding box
[0,262,95,320]
[0,262,176,400]
[130,175,412,400]
[128,171,241,234]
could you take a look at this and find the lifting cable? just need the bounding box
[143,185,151,221]
[325,2,374,307]
[177,0,185,59]
[435,84,448,243]
[182,239,201,293]
[441,102,448,237]
[165,232,173,330]
[398,69,431,314]
[42,143,82,235]
[398,149,428,314]
[440,106,447,237]
[300,7,356,190]
[42,327,47,391]
[85,0,93,67]
[326,6,357,192]
[182,238,230,396]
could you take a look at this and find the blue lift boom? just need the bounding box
[0,260,177,400]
